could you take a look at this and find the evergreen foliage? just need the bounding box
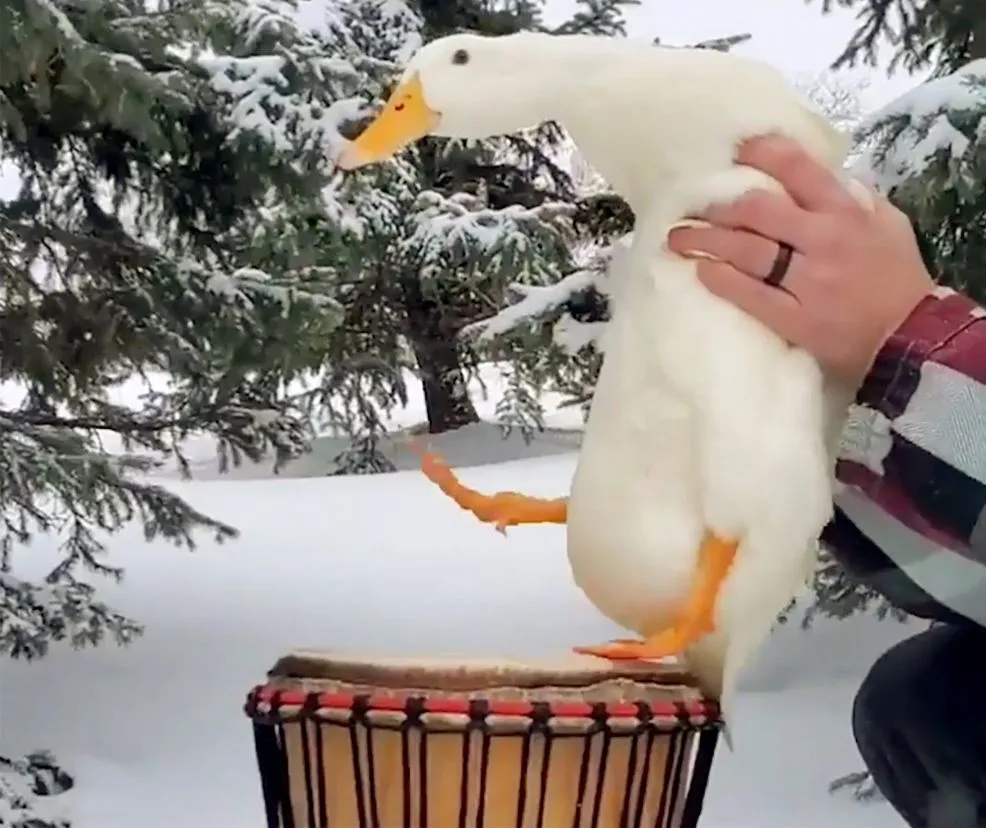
[0,751,73,828]
[805,0,986,300]
[855,61,986,303]
[0,0,364,817]
[0,0,347,662]
[802,0,986,72]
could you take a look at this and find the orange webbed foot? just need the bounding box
[573,626,706,662]
[574,533,739,662]
[478,491,569,534]
[416,447,567,533]
[573,638,672,661]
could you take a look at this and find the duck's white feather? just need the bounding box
[382,32,866,735]
[558,78,862,726]
[568,169,857,732]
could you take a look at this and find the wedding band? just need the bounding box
[764,242,795,288]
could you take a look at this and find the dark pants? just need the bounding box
[853,623,986,827]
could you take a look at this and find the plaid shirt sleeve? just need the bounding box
[834,288,986,562]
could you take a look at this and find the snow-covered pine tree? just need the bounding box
[305,0,636,473]
[807,0,986,303]
[854,69,986,307]
[0,0,364,820]
[0,751,74,828]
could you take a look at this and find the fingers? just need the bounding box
[701,188,815,253]
[736,135,865,217]
[692,260,806,347]
[667,225,809,293]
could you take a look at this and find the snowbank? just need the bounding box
[3,441,917,827]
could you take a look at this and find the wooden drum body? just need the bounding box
[244,652,722,828]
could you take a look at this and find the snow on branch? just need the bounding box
[853,59,986,191]
[0,572,142,660]
[237,0,331,48]
[462,268,597,341]
[403,190,573,278]
[26,0,86,43]
[0,750,74,828]
[195,50,365,155]
[180,0,382,157]
[652,32,753,51]
[406,192,570,250]
[294,0,353,39]
[462,233,630,354]
[691,33,752,52]
[553,315,608,355]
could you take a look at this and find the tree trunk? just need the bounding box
[401,273,479,435]
[408,330,479,433]
[971,11,986,59]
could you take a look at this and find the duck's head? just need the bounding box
[336,32,561,170]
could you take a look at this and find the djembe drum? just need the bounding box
[244,652,722,828]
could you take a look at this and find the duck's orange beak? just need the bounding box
[336,74,440,170]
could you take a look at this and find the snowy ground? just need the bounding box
[1,371,918,828]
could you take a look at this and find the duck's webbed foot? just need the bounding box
[419,450,568,534]
[574,534,738,660]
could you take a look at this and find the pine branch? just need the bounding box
[0,749,74,827]
[691,33,752,51]
[0,408,195,434]
[805,0,986,73]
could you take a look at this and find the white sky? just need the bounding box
[545,0,927,109]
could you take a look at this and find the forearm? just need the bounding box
[837,288,986,558]
[821,509,979,627]
[855,289,986,416]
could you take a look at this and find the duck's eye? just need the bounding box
[451,48,470,65]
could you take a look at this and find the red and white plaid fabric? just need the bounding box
[827,288,986,626]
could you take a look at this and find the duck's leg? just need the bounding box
[574,534,737,660]
[419,450,568,534]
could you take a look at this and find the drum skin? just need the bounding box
[244,652,722,828]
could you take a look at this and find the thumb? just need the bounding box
[695,261,806,348]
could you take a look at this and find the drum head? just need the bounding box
[265,650,705,706]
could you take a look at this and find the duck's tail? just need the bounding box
[683,543,816,753]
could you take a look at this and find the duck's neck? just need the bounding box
[548,45,688,215]
[557,105,672,216]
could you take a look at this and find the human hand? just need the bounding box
[666,135,935,389]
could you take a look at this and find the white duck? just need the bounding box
[337,32,865,725]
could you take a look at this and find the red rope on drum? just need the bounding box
[244,685,721,723]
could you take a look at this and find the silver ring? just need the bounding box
[764,242,794,288]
